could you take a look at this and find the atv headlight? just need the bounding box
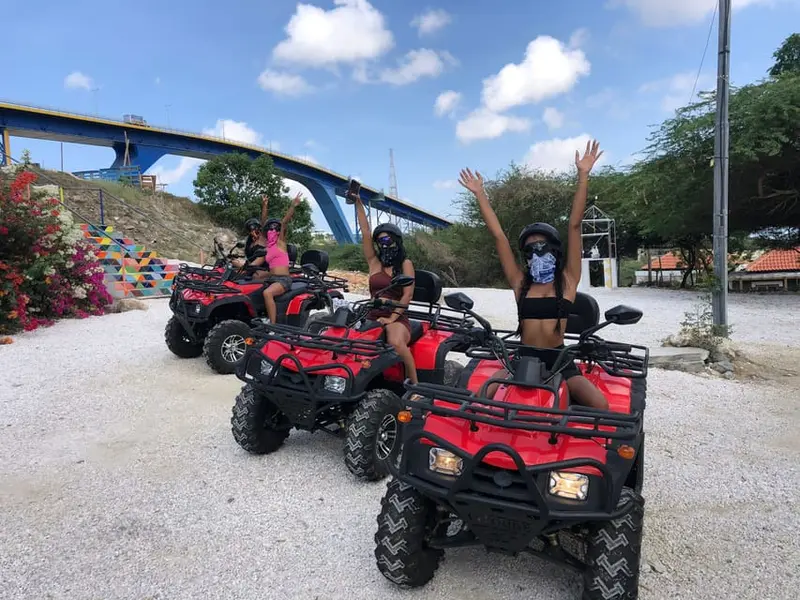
[429,448,463,476]
[260,360,273,377]
[548,471,589,501]
[323,375,346,394]
[192,303,202,315]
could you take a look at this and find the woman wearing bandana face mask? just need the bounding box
[458,140,609,410]
[350,193,419,384]
[250,192,303,324]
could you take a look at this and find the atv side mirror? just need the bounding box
[444,292,474,312]
[302,263,320,276]
[391,275,415,288]
[604,305,643,325]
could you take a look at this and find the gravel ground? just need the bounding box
[1,289,798,600]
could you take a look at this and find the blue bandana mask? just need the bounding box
[529,252,556,284]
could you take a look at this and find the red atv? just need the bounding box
[374,291,649,600]
[230,270,472,481]
[165,244,349,374]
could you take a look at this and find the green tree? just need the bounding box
[193,152,314,249]
[768,33,800,78]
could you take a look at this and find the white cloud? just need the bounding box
[272,0,393,68]
[411,8,452,36]
[155,76,161,85]
[257,69,314,96]
[523,134,603,173]
[377,49,455,85]
[639,71,712,112]
[64,71,93,91]
[202,119,263,146]
[608,0,771,27]
[455,108,531,143]
[150,157,205,186]
[568,27,590,48]
[434,90,462,117]
[481,35,591,113]
[542,107,565,130]
[433,179,458,190]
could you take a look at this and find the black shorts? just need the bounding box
[515,345,581,380]
[265,275,293,292]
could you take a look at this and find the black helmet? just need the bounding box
[265,218,282,231]
[518,222,561,251]
[244,218,261,232]
[372,222,402,242]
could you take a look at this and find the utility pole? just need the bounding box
[712,0,731,328]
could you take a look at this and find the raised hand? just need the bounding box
[458,168,485,195]
[292,192,303,207]
[575,140,603,174]
[261,194,269,205]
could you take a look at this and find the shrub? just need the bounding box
[0,170,112,334]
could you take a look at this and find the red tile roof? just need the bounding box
[744,247,800,273]
[641,253,710,270]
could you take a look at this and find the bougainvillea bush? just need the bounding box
[0,169,112,334]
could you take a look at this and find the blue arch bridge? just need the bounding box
[0,102,452,244]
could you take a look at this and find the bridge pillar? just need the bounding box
[300,179,355,244]
[110,142,167,172]
[0,127,10,166]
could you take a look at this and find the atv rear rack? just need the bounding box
[404,380,642,441]
[251,322,394,358]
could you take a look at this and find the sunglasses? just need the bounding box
[266,223,281,231]
[375,235,396,247]
[522,241,551,258]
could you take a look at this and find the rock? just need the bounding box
[723,371,735,380]
[648,558,667,574]
[711,360,735,374]
[107,298,149,313]
[649,346,709,373]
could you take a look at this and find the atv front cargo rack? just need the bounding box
[404,380,642,441]
[251,322,395,358]
[465,337,649,380]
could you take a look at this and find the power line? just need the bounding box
[688,1,719,106]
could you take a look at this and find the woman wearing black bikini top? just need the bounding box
[458,139,608,409]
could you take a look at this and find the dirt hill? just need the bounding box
[31,168,237,262]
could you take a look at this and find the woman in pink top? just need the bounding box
[253,192,302,323]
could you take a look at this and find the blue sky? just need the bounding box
[4,0,799,232]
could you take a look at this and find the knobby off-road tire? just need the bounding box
[443,359,463,386]
[583,487,645,600]
[375,477,443,588]
[231,384,290,454]
[304,310,334,335]
[344,389,403,481]
[204,319,251,374]
[164,316,203,358]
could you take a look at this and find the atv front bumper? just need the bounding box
[237,346,367,431]
[169,296,210,342]
[388,429,638,554]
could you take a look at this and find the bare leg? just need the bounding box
[386,323,417,384]
[566,376,609,410]
[262,282,286,323]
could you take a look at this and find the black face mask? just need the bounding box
[375,235,400,266]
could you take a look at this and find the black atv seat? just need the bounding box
[566,292,600,334]
[409,320,424,344]
[411,270,442,304]
[299,249,329,274]
[287,243,298,266]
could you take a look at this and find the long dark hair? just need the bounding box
[516,251,566,334]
